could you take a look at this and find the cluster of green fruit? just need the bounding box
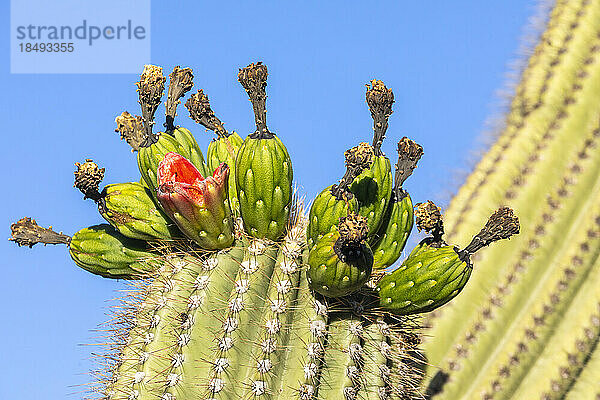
[10,62,519,400]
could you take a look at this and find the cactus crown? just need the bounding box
[10,60,521,400]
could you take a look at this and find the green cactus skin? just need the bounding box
[371,137,423,270]
[423,1,600,398]
[307,185,358,251]
[307,228,373,298]
[69,224,157,278]
[137,133,186,199]
[350,155,393,243]
[100,182,180,241]
[207,131,244,215]
[96,228,422,400]
[376,242,469,315]
[171,126,209,177]
[371,193,413,270]
[235,63,293,241]
[236,134,293,240]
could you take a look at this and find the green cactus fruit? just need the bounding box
[74,159,180,241]
[377,203,519,315]
[100,182,180,241]
[372,137,424,269]
[376,241,469,315]
[70,224,157,279]
[308,213,374,297]
[307,185,358,251]
[350,151,393,243]
[137,132,182,198]
[171,127,209,177]
[349,80,395,243]
[307,141,377,252]
[185,89,245,216]
[235,62,293,240]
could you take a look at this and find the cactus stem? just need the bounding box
[74,159,105,201]
[185,89,230,138]
[136,65,166,146]
[115,111,145,152]
[164,66,194,133]
[393,137,424,200]
[238,62,272,139]
[9,217,71,247]
[366,80,394,156]
[462,207,520,256]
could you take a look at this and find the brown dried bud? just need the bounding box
[165,66,194,131]
[185,89,227,136]
[338,213,369,245]
[366,79,394,155]
[415,200,443,234]
[238,62,270,136]
[345,142,375,170]
[394,137,424,194]
[9,217,70,248]
[74,159,104,201]
[136,65,166,138]
[115,111,145,152]
[464,207,520,254]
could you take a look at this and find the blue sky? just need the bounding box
[2,1,539,398]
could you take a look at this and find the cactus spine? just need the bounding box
[423,1,600,399]
[10,62,518,400]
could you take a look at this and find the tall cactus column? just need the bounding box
[424,0,600,399]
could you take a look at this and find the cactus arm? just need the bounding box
[442,0,587,241]
[428,107,600,399]
[564,328,600,400]
[509,255,600,400]
[435,183,600,399]
[133,257,199,398]
[243,240,303,398]
[425,2,600,372]
[472,202,600,400]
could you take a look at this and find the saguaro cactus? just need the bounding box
[10,63,517,400]
[423,0,600,399]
